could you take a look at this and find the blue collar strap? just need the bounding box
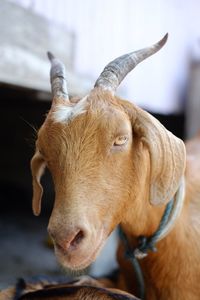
[119,178,185,300]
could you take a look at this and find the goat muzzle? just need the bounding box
[48,221,107,271]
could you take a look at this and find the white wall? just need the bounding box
[8,0,200,114]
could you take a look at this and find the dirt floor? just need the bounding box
[0,212,61,289]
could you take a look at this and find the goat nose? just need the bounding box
[48,227,85,252]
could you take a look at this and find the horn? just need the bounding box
[47,52,69,102]
[94,33,168,92]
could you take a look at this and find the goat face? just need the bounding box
[31,35,186,271]
[33,90,138,270]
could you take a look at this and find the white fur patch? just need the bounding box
[52,96,88,123]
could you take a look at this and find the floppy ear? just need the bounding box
[30,151,46,216]
[133,105,186,206]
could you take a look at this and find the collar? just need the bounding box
[119,177,185,299]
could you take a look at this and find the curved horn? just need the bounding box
[94,33,168,92]
[47,52,69,102]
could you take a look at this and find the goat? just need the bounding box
[0,277,139,300]
[30,33,200,300]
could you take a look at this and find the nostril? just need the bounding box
[51,228,86,252]
[70,230,85,248]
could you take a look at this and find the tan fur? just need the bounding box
[0,278,139,300]
[30,88,200,299]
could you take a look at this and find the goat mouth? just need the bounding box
[54,228,107,271]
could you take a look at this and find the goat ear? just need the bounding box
[133,105,186,206]
[30,151,46,216]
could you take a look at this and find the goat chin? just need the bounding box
[54,227,107,272]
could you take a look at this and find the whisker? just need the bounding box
[19,116,38,134]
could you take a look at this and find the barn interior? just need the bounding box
[1,0,200,291]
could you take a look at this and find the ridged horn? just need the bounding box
[47,52,69,102]
[94,33,168,92]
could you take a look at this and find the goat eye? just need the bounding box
[113,136,128,146]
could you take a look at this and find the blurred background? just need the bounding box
[1,0,200,289]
